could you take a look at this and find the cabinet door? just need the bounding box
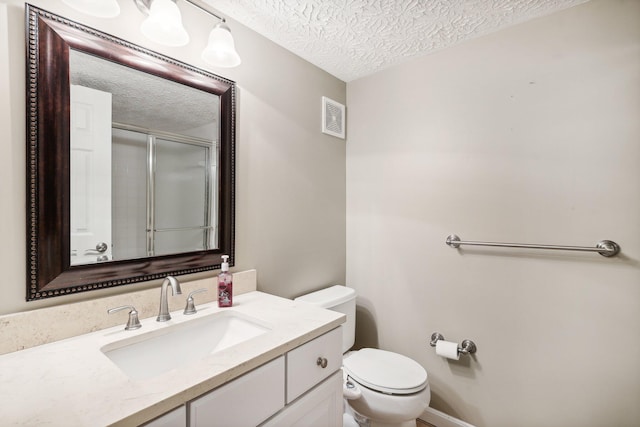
[260,371,343,427]
[189,356,285,427]
[286,327,342,403]
[142,405,186,427]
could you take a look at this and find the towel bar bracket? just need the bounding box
[596,240,620,257]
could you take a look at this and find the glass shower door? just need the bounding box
[153,137,216,256]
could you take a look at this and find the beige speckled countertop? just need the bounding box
[0,291,345,426]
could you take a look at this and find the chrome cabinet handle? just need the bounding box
[108,305,142,330]
[316,357,328,369]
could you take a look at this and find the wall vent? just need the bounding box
[322,96,345,139]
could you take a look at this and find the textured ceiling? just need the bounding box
[203,0,591,82]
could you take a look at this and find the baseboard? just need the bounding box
[419,407,476,427]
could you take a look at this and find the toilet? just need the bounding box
[295,285,430,427]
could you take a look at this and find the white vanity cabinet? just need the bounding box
[260,372,343,427]
[142,406,187,427]
[0,291,346,426]
[189,356,285,427]
[261,326,343,427]
[285,324,343,402]
[187,327,343,427]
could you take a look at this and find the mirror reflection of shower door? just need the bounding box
[153,138,215,256]
[70,85,113,265]
[111,127,216,260]
[112,128,147,260]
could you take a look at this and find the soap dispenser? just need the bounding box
[217,255,233,307]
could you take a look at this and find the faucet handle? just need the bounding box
[184,289,208,315]
[108,305,142,330]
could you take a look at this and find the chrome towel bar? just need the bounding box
[446,234,620,257]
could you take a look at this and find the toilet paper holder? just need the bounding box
[429,332,477,356]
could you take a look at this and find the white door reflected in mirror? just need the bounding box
[70,84,113,265]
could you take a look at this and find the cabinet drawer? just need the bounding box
[189,356,285,427]
[260,371,343,427]
[286,327,342,403]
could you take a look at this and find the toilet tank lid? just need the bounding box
[295,285,356,308]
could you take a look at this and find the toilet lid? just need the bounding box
[343,348,428,395]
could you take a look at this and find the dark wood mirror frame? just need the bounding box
[26,5,235,301]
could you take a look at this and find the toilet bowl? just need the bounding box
[295,286,430,427]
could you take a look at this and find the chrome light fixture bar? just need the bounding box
[135,0,241,67]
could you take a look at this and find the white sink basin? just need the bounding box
[101,311,270,380]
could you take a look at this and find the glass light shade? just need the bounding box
[201,22,241,68]
[62,0,120,18]
[140,0,189,47]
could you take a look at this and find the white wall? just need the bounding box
[346,1,640,426]
[0,0,346,314]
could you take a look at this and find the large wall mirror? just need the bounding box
[26,5,235,300]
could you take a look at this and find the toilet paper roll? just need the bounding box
[435,340,460,360]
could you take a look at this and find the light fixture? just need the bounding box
[134,0,241,68]
[139,0,189,47]
[62,0,121,18]
[201,21,241,68]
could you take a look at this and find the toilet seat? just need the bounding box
[343,348,427,395]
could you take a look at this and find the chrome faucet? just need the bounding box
[157,276,182,322]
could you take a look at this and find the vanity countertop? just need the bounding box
[0,291,345,426]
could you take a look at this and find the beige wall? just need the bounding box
[0,0,346,315]
[346,1,640,426]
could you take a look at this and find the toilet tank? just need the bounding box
[295,285,356,353]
